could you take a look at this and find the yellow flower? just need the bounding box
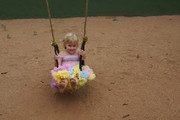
[88,73,96,81]
[78,78,86,87]
[52,70,69,83]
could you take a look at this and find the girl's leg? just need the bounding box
[58,79,68,93]
[70,74,79,90]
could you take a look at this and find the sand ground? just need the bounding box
[0,16,180,120]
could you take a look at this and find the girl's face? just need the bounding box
[65,42,78,54]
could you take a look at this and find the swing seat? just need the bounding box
[51,64,95,91]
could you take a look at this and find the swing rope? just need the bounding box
[45,0,59,67]
[79,0,89,71]
[83,0,88,37]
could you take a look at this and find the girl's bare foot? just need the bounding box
[58,79,68,93]
[70,78,77,89]
[70,74,79,90]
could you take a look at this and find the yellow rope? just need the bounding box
[83,0,89,42]
[46,0,89,44]
[45,0,57,47]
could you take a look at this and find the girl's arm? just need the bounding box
[54,52,63,66]
[57,57,62,66]
[78,49,86,60]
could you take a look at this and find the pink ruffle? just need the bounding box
[51,62,78,74]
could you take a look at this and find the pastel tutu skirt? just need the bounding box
[51,63,95,90]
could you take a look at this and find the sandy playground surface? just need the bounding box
[0,16,180,120]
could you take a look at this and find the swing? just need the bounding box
[45,0,95,92]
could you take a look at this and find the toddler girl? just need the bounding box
[51,33,95,93]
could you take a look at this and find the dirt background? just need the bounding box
[0,16,180,120]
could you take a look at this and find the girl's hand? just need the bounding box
[79,50,86,60]
[54,54,62,66]
[54,55,58,60]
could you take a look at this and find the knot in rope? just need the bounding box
[83,36,88,42]
[51,41,57,47]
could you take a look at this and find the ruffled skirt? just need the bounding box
[51,63,95,90]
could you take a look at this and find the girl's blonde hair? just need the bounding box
[63,33,79,48]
